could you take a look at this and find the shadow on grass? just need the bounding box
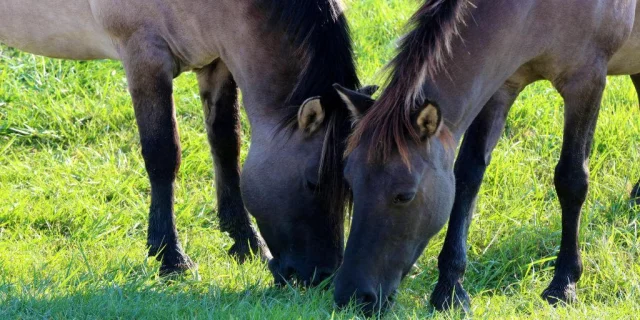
[2,200,637,319]
[0,274,340,319]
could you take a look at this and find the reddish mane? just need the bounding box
[346,0,469,164]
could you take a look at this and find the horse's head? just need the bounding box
[332,85,456,314]
[241,86,378,287]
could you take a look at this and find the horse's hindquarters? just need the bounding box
[0,0,118,60]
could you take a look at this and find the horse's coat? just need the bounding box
[1,0,359,285]
[335,0,640,314]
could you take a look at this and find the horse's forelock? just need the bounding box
[345,78,419,166]
[346,0,469,165]
[318,106,352,233]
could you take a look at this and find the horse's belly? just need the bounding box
[0,0,119,60]
[608,2,640,75]
[608,27,640,75]
[608,45,640,75]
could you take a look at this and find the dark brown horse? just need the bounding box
[0,0,363,285]
[333,0,640,314]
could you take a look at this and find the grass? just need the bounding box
[1,0,639,318]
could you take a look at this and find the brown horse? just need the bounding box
[0,0,364,285]
[333,0,640,314]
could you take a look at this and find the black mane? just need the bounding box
[256,0,360,232]
[257,0,360,106]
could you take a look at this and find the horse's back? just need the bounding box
[0,0,119,60]
[519,0,639,76]
[1,0,237,70]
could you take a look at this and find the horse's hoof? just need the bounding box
[541,283,577,305]
[430,281,471,314]
[158,254,197,277]
[228,233,272,263]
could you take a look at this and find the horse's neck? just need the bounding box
[218,19,301,133]
[422,0,536,141]
[237,76,298,138]
[233,58,298,131]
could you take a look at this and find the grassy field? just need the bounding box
[1,0,640,318]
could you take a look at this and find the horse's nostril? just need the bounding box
[284,266,296,278]
[358,290,378,306]
[334,295,352,309]
[357,290,382,317]
[334,289,379,313]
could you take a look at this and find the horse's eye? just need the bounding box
[393,192,416,204]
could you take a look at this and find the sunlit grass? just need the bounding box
[1,0,639,318]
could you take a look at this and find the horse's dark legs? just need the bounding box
[430,83,521,311]
[632,182,640,206]
[196,61,269,262]
[121,34,194,275]
[629,74,640,205]
[542,67,606,304]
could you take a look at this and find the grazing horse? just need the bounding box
[332,0,640,314]
[0,0,362,285]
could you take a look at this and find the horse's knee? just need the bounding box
[123,49,180,183]
[554,160,589,206]
[198,63,238,136]
[453,136,494,198]
[209,116,240,150]
[140,136,181,183]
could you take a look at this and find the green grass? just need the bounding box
[1,0,639,318]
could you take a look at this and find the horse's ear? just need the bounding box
[414,102,442,141]
[333,83,376,120]
[298,97,325,136]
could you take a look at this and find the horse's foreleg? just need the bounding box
[542,65,607,304]
[121,33,194,275]
[196,61,269,262]
[430,83,522,312]
[629,74,640,206]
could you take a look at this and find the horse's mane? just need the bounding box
[256,0,359,106]
[256,0,360,229]
[346,0,469,164]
